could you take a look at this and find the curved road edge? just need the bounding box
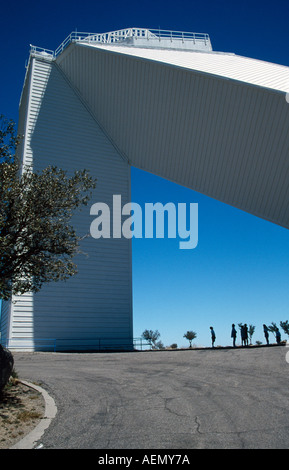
[10,380,57,449]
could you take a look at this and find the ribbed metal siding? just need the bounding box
[7,56,133,350]
[91,44,289,93]
[57,44,289,228]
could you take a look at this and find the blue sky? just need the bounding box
[1,0,289,347]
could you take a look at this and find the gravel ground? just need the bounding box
[0,379,45,449]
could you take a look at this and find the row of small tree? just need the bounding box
[142,320,289,349]
[141,329,197,349]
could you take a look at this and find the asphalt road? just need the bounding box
[13,345,289,449]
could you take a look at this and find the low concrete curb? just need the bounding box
[10,380,57,449]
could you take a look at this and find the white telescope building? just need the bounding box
[1,28,289,350]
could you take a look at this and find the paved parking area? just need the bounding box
[13,345,289,449]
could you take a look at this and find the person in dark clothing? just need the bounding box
[210,326,216,348]
[231,324,237,347]
[244,324,248,346]
[263,324,269,345]
[276,328,281,344]
[240,325,246,346]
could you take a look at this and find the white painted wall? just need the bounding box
[1,55,133,351]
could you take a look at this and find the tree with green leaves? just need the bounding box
[0,115,96,300]
[154,340,165,350]
[183,330,197,348]
[268,322,279,335]
[280,321,289,338]
[141,329,161,349]
[268,322,284,343]
[248,324,255,345]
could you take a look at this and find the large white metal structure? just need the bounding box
[1,28,289,350]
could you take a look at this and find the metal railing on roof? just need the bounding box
[29,44,55,59]
[30,28,211,59]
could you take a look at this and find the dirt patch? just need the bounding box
[0,379,45,449]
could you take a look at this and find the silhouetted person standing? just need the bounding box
[276,328,281,344]
[241,325,246,346]
[244,324,248,346]
[263,324,269,345]
[231,324,237,347]
[210,327,216,348]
